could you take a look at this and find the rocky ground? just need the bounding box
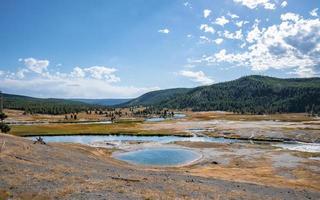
[0,134,320,200]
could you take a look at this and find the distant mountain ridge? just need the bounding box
[121,75,320,114]
[72,98,132,106]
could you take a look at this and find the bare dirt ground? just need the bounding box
[142,112,320,142]
[1,134,320,200]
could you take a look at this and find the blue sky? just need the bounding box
[0,0,319,98]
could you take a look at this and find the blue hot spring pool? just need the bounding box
[113,148,201,166]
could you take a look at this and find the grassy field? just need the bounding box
[10,122,190,137]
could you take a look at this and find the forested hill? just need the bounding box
[121,88,190,107]
[122,75,320,114]
[2,93,107,115]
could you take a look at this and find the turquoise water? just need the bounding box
[114,148,201,166]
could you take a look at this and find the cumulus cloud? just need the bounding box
[214,38,224,45]
[0,59,159,98]
[200,24,215,34]
[214,49,249,64]
[233,0,275,10]
[71,67,85,78]
[158,28,170,34]
[0,78,159,98]
[179,70,214,85]
[189,13,320,77]
[16,69,29,79]
[280,12,300,22]
[235,20,249,27]
[246,23,263,43]
[83,66,119,82]
[227,12,239,19]
[20,57,49,74]
[199,36,212,44]
[310,8,318,17]
[224,29,243,40]
[280,1,288,8]
[203,9,211,18]
[215,16,229,26]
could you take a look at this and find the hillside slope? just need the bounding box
[121,88,190,107]
[122,76,320,114]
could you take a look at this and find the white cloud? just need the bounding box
[214,38,224,45]
[224,29,243,40]
[280,1,288,8]
[83,66,119,82]
[0,62,158,98]
[199,36,212,44]
[246,24,263,43]
[183,2,192,9]
[16,69,29,79]
[203,9,211,18]
[158,29,170,34]
[310,8,318,17]
[280,12,300,22]
[71,67,85,78]
[214,49,249,64]
[0,78,159,98]
[233,0,276,10]
[179,70,214,85]
[21,57,49,74]
[240,43,246,48]
[215,16,229,26]
[235,20,249,27]
[227,12,239,19]
[264,2,275,10]
[200,24,215,34]
[236,21,244,27]
[189,13,320,77]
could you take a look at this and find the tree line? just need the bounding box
[3,93,108,115]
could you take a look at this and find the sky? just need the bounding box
[0,0,319,98]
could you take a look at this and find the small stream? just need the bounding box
[28,135,241,145]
